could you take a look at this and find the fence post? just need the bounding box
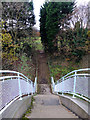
[18,73,22,100]
[73,71,77,98]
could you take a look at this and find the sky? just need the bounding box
[33,0,90,30]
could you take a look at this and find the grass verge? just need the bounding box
[47,54,81,82]
[22,96,35,119]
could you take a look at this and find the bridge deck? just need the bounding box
[25,84,79,119]
[25,94,79,118]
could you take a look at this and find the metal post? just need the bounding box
[18,73,22,100]
[62,77,64,95]
[27,78,29,96]
[34,77,37,93]
[31,81,33,95]
[73,71,77,98]
[3,79,4,82]
[51,77,55,93]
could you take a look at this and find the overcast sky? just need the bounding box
[33,0,89,30]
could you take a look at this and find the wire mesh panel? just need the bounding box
[63,77,74,93]
[55,77,74,93]
[0,81,2,110]
[0,79,34,110]
[1,79,19,110]
[75,76,89,98]
[52,68,90,102]
[20,80,33,95]
[0,70,36,111]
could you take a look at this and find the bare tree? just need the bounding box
[87,2,90,29]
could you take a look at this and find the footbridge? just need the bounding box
[0,68,90,119]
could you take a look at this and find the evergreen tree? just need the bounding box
[40,2,48,51]
[40,2,74,52]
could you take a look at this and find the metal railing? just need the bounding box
[51,68,90,102]
[0,70,37,111]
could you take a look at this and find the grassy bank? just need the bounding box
[47,54,89,82]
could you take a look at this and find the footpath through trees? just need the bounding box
[24,50,80,119]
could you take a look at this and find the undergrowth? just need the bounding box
[22,96,35,119]
[47,54,81,82]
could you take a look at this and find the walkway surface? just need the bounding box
[25,51,80,118]
[37,51,50,84]
[25,84,79,118]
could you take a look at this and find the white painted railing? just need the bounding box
[0,70,37,110]
[51,68,90,102]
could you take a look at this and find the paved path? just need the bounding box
[38,84,51,94]
[25,94,79,118]
[25,84,79,118]
[37,51,50,84]
[25,51,80,118]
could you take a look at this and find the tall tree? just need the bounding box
[2,2,35,38]
[2,2,35,57]
[40,2,74,52]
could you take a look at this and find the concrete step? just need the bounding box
[25,94,80,118]
[34,94,60,106]
[38,84,51,94]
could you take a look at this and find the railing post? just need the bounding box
[3,79,4,82]
[51,77,55,93]
[73,71,77,98]
[31,81,33,95]
[34,77,37,93]
[62,77,64,95]
[18,73,22,100]
[27,78,29,96]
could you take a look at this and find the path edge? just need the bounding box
[54,93,90,119]
[0,95,32,119]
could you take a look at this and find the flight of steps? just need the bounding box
[25,84,80,119]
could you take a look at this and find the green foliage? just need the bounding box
[40,2,74,52]
[2,2,35,31]
[1,29,18,69]
[57,22,88,61]
[87,30,90,38]
[18,54,34,79]
[2,2,35,56]
[29,37,44,51]
[2,2,35,49]
[48,55,80,81]
[16,37,32,57]
[1,2,36,70]
[22,96,35,119]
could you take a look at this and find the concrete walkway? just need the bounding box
[25,94,79,118]
[25,84,80,118]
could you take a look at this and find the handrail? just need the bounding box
[60,73,90,82]
[56,68,90,83]
[0,70,32,82]
[0,76,24,80]
[51,68,90,102]
[0,70,37,111]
